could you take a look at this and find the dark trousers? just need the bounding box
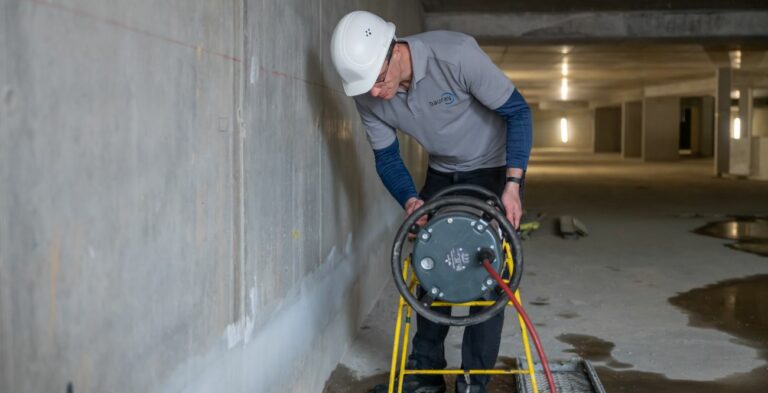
[409,165,510,387]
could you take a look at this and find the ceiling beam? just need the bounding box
[538,101,589,111]
[426,11,768,43]
[644,77,715,98]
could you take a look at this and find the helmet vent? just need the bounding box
[364,28,372,37]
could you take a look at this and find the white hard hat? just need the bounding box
[331,11,396,96]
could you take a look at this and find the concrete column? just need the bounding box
[622,101,642,158]
[715,68,732,175]
[700,96,715,157]
[752,138,768,180]
[730,87,753,175]
[642,96,681,161]
[593,107,622,152]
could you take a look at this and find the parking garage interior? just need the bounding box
[1,1,768,392]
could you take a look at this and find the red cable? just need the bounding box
[482,259,558,393]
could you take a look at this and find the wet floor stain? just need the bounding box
[556,311,580,319]
[595,365,768,393]
[668,274,768,360]
[557,333,633,369]
[729,242,768,258]
[529,296,550,306]
[322,365,388,393]
[693,218,768,257]
[591,275,768,393]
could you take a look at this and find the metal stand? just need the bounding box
[387,243,541,393]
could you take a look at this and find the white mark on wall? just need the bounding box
[225,284,257,349]
[249,55,258,84]
[244,286,256,343]
[221,241,346,350]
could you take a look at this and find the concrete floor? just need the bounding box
[323,151,768,392]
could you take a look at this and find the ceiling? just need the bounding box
[483,44,768,106]
[420,0,768,13]
[419,1,768,108]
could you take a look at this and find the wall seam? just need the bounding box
[232,0,247,329]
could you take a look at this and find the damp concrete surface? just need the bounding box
[323,152,768,392]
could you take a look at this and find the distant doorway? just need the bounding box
[679,104,701,156]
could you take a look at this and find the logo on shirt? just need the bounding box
[429,92,458,107]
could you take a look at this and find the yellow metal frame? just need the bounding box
[387,242,540,393]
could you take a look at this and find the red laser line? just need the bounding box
[24,0,347,94]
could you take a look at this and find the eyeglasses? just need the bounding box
[375,40,397,84]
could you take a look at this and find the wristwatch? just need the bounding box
[506,176,523,185]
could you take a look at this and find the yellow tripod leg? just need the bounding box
[397,304,413,393]
[516,289,540,393]
[504,242,540,393]
[387,296,406,393]
[389,259,414,393]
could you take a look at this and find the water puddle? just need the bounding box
[597,275,768,392]
[693,218,768,257]
[322,365,388,393]
[668,275,768,359]
[557,333,633,369]
[595,365,768,393]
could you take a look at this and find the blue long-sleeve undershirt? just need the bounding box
[495,89,532,170]
[373,138,418,207]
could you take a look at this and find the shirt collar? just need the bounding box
[399,37,427,88]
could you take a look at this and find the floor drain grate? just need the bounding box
[515,358,606,393]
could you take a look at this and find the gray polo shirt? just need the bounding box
[354,31,515,172]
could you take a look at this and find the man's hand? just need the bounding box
[502,183,522,229]
[404,197,428,232]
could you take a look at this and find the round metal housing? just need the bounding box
[391,184,524,327]
[412,212,502,303]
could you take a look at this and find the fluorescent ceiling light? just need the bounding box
[561,78,568,100]
[560,117,569,143]
[733,117,741,139]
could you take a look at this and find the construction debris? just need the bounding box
[519,211,545,240]
[559,215,589,239]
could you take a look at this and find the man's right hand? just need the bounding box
[404,197,428,230]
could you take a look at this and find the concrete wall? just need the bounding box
[531,108,593,150]
[0,1,424,393]
[622,101,642,158]
[642,96,681,161]
[593,106,621,153]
